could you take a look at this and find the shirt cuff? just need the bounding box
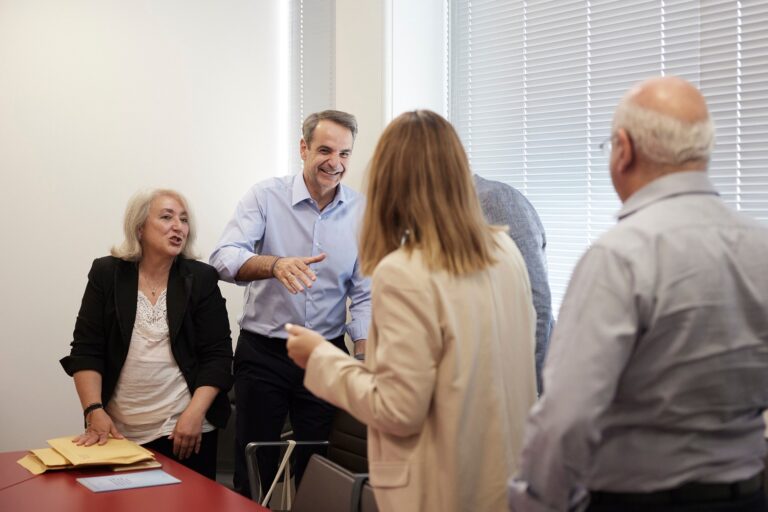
[211,247,256,284]
[346,318,369,342]
[507,479,562,512]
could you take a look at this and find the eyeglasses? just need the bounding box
[598,136,612,157]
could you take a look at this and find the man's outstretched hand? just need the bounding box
[273,253,327,294]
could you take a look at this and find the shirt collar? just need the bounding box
[291,173,346,209]
[291,174,312,206]
[617,170,718,220]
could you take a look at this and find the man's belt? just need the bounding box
[589,472,764,505]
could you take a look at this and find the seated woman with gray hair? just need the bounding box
[60,189,233,479]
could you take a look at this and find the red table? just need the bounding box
[0,451,38,491]
[0,450,269,512]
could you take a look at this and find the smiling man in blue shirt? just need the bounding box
[210,110,371,497]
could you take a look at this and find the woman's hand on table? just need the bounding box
[73,408,124,446]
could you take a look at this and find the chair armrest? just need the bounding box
[245,440,329,502]
[350,473,370,512]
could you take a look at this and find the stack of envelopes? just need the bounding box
[17,436,159,475]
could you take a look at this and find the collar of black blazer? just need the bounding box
[113,257,192,348]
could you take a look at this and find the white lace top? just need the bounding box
[106,290,214,444]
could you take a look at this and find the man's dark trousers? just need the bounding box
[232,329,346,498]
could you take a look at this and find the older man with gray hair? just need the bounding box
[508,76,768,512]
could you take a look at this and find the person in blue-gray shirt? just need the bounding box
[474,174,553,393]
[210,110,371,498]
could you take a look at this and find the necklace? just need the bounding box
[140,273,165,298]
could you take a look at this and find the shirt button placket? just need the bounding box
[307,215,322,323]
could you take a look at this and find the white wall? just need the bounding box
[0,0,284,450]
[390,0,446,118]
[334,0,388,192]
[333,0,446,192]
[0,0,445,451]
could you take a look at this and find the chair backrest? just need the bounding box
[242,410,371,510]
[245,439,328,505]
[327,409,368,473]
[292,454,368,512]
[215,388,237,482]
[359,481,379,512]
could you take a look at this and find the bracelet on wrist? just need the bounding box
[83,402,103,428]
[270,256,282,277]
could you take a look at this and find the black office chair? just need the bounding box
[243,416,305,509]
[327,409,368,473]
[215,388,237,488]
[290,454,369,512]
[359,480,379,512]
[245,409,372,511]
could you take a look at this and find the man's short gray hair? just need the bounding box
[111,188,198,262]
[302,110,358,148]
[613,102,715,166]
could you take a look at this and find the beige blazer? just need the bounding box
[305,232,537,512]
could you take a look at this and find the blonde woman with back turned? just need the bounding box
[286,110,537,511]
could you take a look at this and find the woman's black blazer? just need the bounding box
[60,256,233,428]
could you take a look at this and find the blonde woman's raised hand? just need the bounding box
[285,323,326,368]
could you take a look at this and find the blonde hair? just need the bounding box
[359,110,500,276]
[111,189,198,261]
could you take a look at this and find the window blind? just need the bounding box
[449,0,768,312]
[290,0,336,173]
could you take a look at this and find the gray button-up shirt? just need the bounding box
[509,171,768,512]
[475,175,553,393]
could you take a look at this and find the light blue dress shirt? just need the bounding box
[210,174,371,341]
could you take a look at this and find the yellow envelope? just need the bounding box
[17,454,48,475]
[47,436,155,466]
[18,449,74,475]
[30,448,71,468]
[112,459,162,472]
